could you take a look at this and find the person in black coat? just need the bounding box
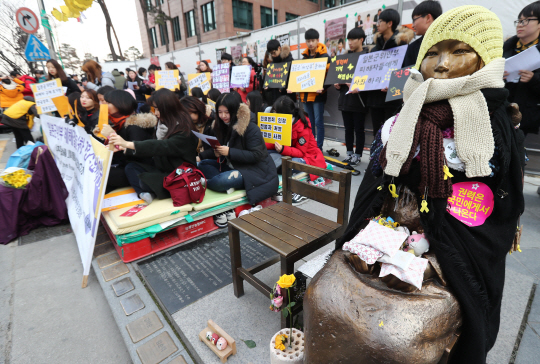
[265,40,296,106]
[109,89,198,204]
[180,96,214,156]
[124,70,149,103]
[402,1,442,67]
[198,93,279,205]
[366,9,413,134]
[334,27,369,166]
[79,89,100,134]
[46,59,81,96]
[503,2,540,136]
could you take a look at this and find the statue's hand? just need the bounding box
[349,254,372,274]
[381,257,439,292]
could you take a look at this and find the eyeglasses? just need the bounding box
[514,18,539,27]
[376,20,386,25]
[412,14,427,23]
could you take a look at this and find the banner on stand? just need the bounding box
[258,112,293,146]
[155,70,180,91]
[325,17,347,57]
[41,115,113,288]
[212,64,230,93]
[288,58,328,92]
[349,45,407,92]
[187,73,212,95]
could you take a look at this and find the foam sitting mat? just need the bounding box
[190,188,247,211]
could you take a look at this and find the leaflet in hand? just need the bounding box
[504,46,540,83]
[192,130,220,149]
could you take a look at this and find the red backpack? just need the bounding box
[163,163,206,207]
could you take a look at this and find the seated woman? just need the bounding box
[97,85,115,104]
[246,91,266,114]
[198,93,279,204]
[1,96,37,148]
[95,90,156,193]
[79,89,100,134]
[266,96,326,204]
[303,6,525,364]
[179,96,213,155]
[190,86,207,104]
[207,88,221,103]
[109,89,198,204]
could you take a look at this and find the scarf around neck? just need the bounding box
[384,58,505,179]
[109,113,128,132]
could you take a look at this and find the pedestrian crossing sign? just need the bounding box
[24,34,50,62]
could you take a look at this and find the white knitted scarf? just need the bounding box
[384,57,505,178]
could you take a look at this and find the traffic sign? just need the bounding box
[24,34,50,61]
[16,7,39,34]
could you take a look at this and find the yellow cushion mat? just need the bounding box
[102,209,189,236]
[190,188,247,211]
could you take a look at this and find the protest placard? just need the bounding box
[276,33,290,47]
[155,70,180,91]
[349,45,407,92]
[246,42,258,62]
[188,72,212,95]
[41,115,113,288]
[288,58,328,92]
[30,79,64,114]
[258,112,293,146]
[208,98,216,111]
[216,48,226,62]
[385,67,412,102]
[212,63,230,93]
[231,45,243,64]
[264,62,291,89]
[324,53,360,85]
[230,65,252,88]
[325,17,347,57]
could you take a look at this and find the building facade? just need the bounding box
[135,0,323,58]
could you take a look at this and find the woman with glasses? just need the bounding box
[503,2,540,141]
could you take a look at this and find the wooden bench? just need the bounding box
[227,156,351,328]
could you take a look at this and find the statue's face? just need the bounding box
[420,40,484,80]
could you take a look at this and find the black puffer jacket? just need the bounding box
[337,48,369,113]
[265,44,296,106]
[79,106,100,134]
[201,104,279,204]
[503,35,540,134]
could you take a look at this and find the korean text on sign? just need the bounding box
[257,112,293,146]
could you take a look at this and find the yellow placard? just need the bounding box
[258,112,293,147]
[30,79,64,114]
[155,70,180,91]
[288,58,328,93]
[187,73,212,95]
[52,96,71,118]
[208,98,216,111]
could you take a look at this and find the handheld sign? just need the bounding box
[325,53,360,85]
[288,58,328,93]
[212,64,230,93]
[349,45,407,92]
[258,112,293,146]
[264,62,291,89]
[155,70,180,91]
[230,65,252,88]
[188,73,212,95]
[30,79,63,114]
[385,67,412,102]
[208,99,216,112]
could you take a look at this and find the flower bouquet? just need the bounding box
[1,168,32,189]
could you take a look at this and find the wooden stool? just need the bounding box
[227,157,351,328]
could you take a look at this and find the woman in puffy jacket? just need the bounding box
[46,59,80,95]
[82,59,116,91]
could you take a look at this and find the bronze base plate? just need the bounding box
[93,242,115,258]
[126,311,163,343]
[97,251,121,269]
[136,332,178,364]
[101,262,129,282]
[120,294,145,316]
[112,277,135,297]
[168,355,188,364]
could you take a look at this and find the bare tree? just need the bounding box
[96,0,124,61]
[59,43,81,73]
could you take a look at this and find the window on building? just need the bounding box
[307,0,318,3]
[202,2,216,32]
[149,27,158,48]
[232,0,253,30]
[185,10,196,37]
[260,6,277,28]
[173,16,182,41]
[155,0,164,5]
[145,0,152,8]
[286,13,298,21]
[159,23,169,46]
[324,0,346,7]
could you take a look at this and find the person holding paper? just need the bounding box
[366,9,414,135]
[165,62,188,97]
[79,89,101,134]
[198,93,278,204]
[235,57,257,103]
[109,89,198,204]
[123,70,149,103]
[46,59,80,96]
[297,29,331,150]
[334,27,369,167]
[265,40,295,106]
[180,96,214,155]
[503,2,540,136]
[197,60,213,74]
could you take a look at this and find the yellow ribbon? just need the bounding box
[377,185,382,191]
[443,165,454,180]
[389,184,398,198]
[420,200,429,213]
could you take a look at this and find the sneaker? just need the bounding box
[310,177,326,187]
[343,154,360,166]
[139,192,155,205]
[238,205,263,217]
[225,209,236,221]
[292,193,308,206]
[272,191,283,202]
[213,212,228,228]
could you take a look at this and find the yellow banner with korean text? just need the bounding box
[258,112,293,147]
[155,70,180,91]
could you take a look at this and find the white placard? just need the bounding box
[230,65,252,88]
[296,71,311,84]
[301,78,316,90]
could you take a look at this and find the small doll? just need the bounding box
[216,337,228,350]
